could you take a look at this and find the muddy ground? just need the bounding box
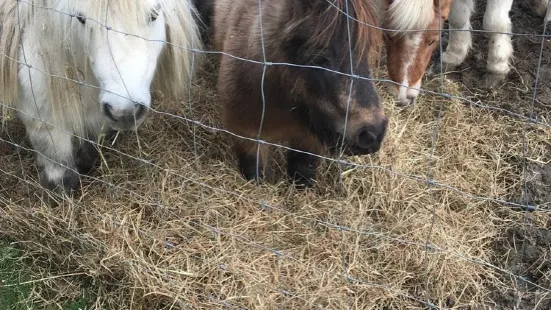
[429,2,551,309]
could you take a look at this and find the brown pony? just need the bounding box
[208,0,387,187]
[380,0,453,106]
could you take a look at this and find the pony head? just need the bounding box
[75,6,166,130]
[68,1,166,130]
[275,0,387,155]
[40,0,200,132]
[383,0,452,106]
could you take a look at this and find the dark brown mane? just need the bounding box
[307,0,382,66]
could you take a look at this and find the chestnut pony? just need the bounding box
[381,0,550,105]
[208,0,387,187]
[379,0,453,106]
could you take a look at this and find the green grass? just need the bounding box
[0,239,91,310]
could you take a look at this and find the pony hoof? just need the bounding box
[432,62,457,74]
[394,97,415,107]
[241,171,262,182]
[287,153,317,189]
[239,164,269,184]
[39,169,81,195]
[289,175,316,189]
[237,153,270,184]
[481,73,507,89]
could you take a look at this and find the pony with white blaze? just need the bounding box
[380,0,549,105]
[0,0,201,193]
[441,0,550,87]
[378,0,453,106]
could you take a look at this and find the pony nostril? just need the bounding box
[102,102,116,121]
[134,103,146,119]
[356,128,377,149]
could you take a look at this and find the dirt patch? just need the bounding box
[521,163,551,207]
[427,2,551,309]
[489,224,551,310]
[431,1,551,121]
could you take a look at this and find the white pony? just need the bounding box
[0,0,202,193]
[441,0,550,87]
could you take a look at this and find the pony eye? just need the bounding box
[148,12,158,23]
[148,6,161,24]
[75,13,86,25]
[428,40,436,46]
[312,56,330,68]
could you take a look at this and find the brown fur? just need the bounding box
[384,0,453,103]
[212,0,387,187]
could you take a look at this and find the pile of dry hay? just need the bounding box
[0,60,550,309]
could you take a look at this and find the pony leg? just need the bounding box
[74,111,109,175]
[441,0,475,70]
[287,149,319,188]
[24,124,80,193]
[483,0,513,86]
[17,69,80,193]
[287,137,323,188]
[233,138,270,183]
[74,127,118,174]
[74,138,99,175]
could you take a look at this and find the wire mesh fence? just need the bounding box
[1,0,550,309]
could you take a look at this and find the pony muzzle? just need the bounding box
[386,80,421,106]
[101,101,148,130]
[344,117,388,155]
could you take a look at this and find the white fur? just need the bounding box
[17,6,164,186]
[386,0,435,33]
[85,15,166,130]
[393,33,423,106]
[442,0,514,77]
[1,0,202,191]
[484,0,514,75]
[441,0,474,67]
[16,35,80,186]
